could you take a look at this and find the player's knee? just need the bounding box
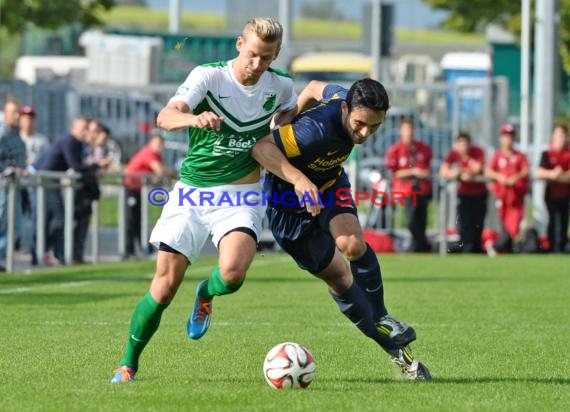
[150,277,177,304]
[337,237,366,261]
[219,267,246,290]
[151,268,185,304]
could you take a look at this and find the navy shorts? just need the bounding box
[267,175,357,274]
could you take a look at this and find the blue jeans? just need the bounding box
[0,188,23,261]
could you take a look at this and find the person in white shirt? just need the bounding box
[19,106,49,167]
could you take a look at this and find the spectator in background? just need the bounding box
[440,132,488,253]
[72,118,109,264]
[385,117,432,252]
[19,105,49,258]
[537,124,570,253]
[39,116,107,264]
[485,123,529,254]
[19,106,49,167]
[85,120,119,169]
[123,130,174,258]
[90,124,122,171]
[0,98,26,270]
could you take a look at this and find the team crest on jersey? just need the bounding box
[263,92,277,112]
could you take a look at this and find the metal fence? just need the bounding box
[0,171,175,273]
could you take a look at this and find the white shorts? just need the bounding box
[149,181,266,263]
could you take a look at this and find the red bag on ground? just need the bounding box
[363,229,396,253]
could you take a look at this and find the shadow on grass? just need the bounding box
[315,376,570,385]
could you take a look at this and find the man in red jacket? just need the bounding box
[486,123,529,253]
[537,124,570,253]
[385,117,432,252]
[439,132,487,253]
[123,130,175,258]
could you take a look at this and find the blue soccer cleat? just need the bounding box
[111,365,136,383]
[187,281,213,340]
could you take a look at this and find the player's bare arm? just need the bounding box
[157,100,224,131]
[296,80,328,114]
[270,106,298,129]
[252,135,322,216]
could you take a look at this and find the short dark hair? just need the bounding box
[456,131,471,142]
[399,116,414,127]
[346,78,390,113]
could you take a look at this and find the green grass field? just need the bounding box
[1,254,569,411]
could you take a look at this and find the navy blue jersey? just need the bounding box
[271,84,354,193]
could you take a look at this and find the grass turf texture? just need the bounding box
[0,254,569,411]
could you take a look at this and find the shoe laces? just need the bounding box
[193,298,212,322]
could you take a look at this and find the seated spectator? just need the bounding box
[537,123,570,253]
[439,132,487,253]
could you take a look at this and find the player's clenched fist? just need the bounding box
[192,112,224,131]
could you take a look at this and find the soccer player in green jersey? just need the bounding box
[111,17,305,383]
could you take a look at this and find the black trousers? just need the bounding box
[404,193,431,252]
[125,189,142,256]
[546,196,570,253]
[74,192,93,262]
[457,193,488,253]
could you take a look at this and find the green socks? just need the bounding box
[197,266,244,299]
[120,292,169,369]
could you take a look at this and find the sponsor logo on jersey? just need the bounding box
[212,133,257,157]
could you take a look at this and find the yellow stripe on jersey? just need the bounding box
[318,170,342,192]
[278,124,301,158]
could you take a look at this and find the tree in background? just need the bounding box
[424,0,570,79]
[423,0,520,32]
[0,0,116,34]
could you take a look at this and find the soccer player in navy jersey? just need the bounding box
[252,79,431,380]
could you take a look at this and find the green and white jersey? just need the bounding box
[170,60,297,187]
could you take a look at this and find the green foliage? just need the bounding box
[0,0,115,34]
[424,0,520,32]
[0,254,569,410]
[423,0,570,105]
[560,0,570,75]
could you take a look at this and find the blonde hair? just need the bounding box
[242,17,283,48]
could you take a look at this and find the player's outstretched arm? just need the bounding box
[157,100,224,131]
[252,135,322,216]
